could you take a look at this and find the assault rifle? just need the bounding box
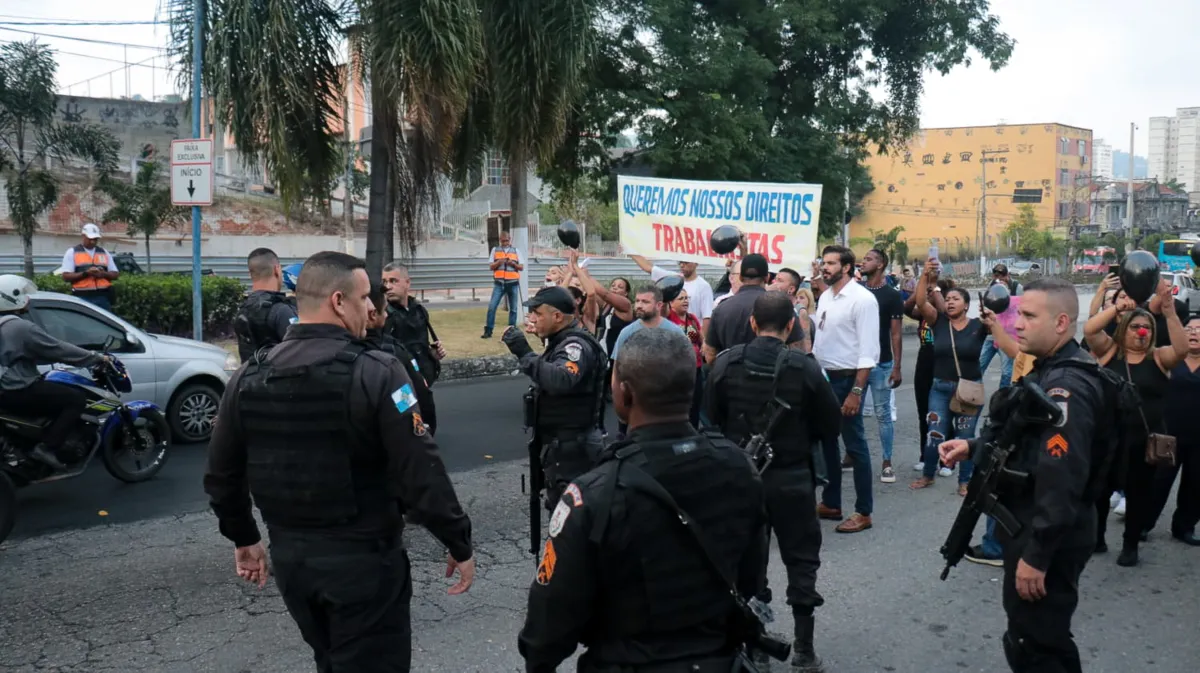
[742,397,791,475]
[522,387,543,564]
[940,377,1064,580]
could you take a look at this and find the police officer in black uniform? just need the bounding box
[941,278,1114,673]
[706,291,842,673]
[382,261,444,430]
[232,247,298,362]
[519,327,768,672]
[502,285,606,508]
[367,285,437,436]
[204,251,475,672]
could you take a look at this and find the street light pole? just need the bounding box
[190,0,204,341]
[979,148,1009,275]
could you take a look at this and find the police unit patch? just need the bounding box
[391,384,418,414]
[1047,388,1070,399]
[288,316,299,324]
[564,342,583,362]
[564,483,584,507]
[549,500,570,537]
[412,412,428,436]
[565,361,580,375]
[1055,401,1069,427]
[1046,433,1069,459]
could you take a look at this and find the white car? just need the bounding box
[25,291,237,444]
[1161,272,1198,316]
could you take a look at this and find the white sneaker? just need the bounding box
[1115,497,1127,517]
[938,466,953,478]
[914,462,926,472]
[1109,492,1122,510]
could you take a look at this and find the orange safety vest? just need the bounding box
[492,246,520,282]
[70,245,113,292]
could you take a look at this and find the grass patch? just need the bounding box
[213,306,540,362]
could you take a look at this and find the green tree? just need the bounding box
[870,226,905,269]
[167,0,484,279]
[542,0,1011,240]
[97,160,188,272]
[0,41,119,277]
[1100,232,1127,260]
[1004,205,1042,259]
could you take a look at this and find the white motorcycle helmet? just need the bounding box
[0,274,37,313]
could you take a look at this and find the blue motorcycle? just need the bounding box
[0,336,171,543]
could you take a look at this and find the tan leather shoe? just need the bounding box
[835,513,873,534]
[816,503,843,521]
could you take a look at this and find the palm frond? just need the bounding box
[5,169,59,237]
[38,123,120,174]
[166,0,346,207]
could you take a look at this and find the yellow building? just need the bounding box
[851,123,1093,262]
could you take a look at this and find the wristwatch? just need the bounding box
[850,386,864,396]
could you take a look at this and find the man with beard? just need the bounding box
[703,254,804,364]
[810,245,880,534]
[503,285,609,508]
[609,284,685,437]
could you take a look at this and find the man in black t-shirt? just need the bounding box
[702,254,804,364]
[860,249,904,483]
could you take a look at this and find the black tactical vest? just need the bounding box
[588,432,757,641]
[537,326,606,432]
[235,341,390,529]
[234,291,289,362]
[720,343,812,469]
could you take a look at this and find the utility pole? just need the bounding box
[342,90,354,254]
[1126,122,1136,242]
[979,148,1009,275]
[842,184,851,246]
[190,0,204,341]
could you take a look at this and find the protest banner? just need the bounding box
[617,175,823,268]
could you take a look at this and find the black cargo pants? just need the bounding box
[756,465,824,616]
[1001,542,1091,673]
[269,533,414,673]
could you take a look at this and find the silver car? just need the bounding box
[24,291,237,444]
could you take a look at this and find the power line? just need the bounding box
[0,40,172,69]
[0,26,167,50]
[0,20,163,26]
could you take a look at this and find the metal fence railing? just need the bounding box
[0,254,721,299]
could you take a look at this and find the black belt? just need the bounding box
[826,368,858,379]
[267,531,402,555]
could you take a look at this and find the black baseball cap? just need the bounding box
[741,253,770,280]
[523,285,577,314]
[992,263,1009,275]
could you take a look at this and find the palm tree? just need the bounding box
[456,0,599,300]
[0,41,120,277]
[165,0,483,280]
[97,160,188,272]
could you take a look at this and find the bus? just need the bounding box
[1159,239,1195,273]
[1073,247,1116,273]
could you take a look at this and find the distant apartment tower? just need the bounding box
[1092,138,1113,178]
[1148,107,1200,190]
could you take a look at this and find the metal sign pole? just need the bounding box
[190,0,204,341]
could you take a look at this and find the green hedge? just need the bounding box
[34,273,243,338]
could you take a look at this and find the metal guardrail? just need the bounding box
[0,254,727,296]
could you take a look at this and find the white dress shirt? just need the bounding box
[812,279,881,371]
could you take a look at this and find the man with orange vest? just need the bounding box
[482,229,524,338]
[60,223,120,311]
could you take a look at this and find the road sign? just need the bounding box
[170,138,213,206]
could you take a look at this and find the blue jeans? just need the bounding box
[978,336,1013,389]
[76,292,112,312]
[485,281,520,333]
[980,517,1003,558]
[821,376,873,516]
[864,361,896,462]
[923,377,982,483]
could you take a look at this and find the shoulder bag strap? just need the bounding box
[1124,358,1154,435]
[947,316,964,381]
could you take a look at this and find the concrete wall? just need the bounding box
[57,96,186,168]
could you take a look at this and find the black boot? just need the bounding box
[1116,544,1139,567]
[29,443,66,470]
[791,613,824,673]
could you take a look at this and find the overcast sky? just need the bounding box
[4,0,1196,156]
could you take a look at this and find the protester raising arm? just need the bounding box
[913,259,941,324]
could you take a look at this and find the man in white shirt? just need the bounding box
[629,255,714,336]
[811,245,880,534]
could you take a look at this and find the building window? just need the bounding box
[1060,137,1069,154]
[1059,168,1069,185]
[486,153,510,185]
[1059,203,1069,220]
[1079,140,1087,157]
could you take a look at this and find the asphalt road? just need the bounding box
[10,289,1099,539]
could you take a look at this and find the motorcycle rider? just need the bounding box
[0,275,110,470]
